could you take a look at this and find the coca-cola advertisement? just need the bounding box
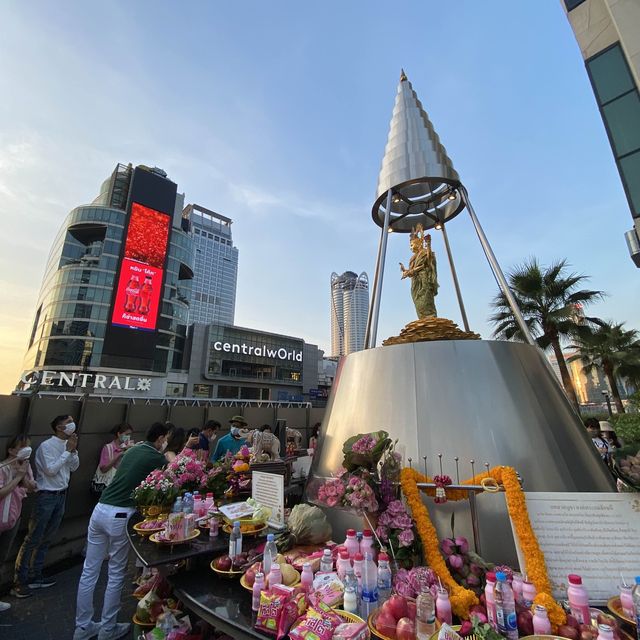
[111,202,170,331]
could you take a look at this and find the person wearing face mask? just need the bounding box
[13,414,79,597]
[74,422,168,640]
[0,435,37,612]
[198,420,220,461]
[91,424,133,497]
[210,416,248,461]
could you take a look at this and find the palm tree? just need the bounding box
[489,259,604,410]
[568,320,640,413]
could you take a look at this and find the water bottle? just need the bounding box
[182,492,194,514]
[494,571,518,640]
[229,521,242,560]
[172,497,183,513]
[263,533,278,577]
[320,548,333,573]
[632,576,640,639]
[376,552,392,606]
[359,551,379,619]
[343,567,359,614]
[416,588,436,640]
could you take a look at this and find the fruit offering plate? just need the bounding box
[149,529,201,545]
[210,560,244,579]
[368,612,447,640]
[133,519,167,536]
[239,569,301,591]
[132,614,155,628]
[335,610,366,624]
[222,522,268,537]
[608,596,637,627]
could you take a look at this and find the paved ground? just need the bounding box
[0,557,138,640]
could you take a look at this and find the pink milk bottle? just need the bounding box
[267,563,282,588]
[252,572,265,611]
[203,492,214,513]
[361,529,376,561]
[619,585,634,618]
[567,574,591,625]
[485,571,497,629]
[436,588,453,625]
[522,579,537,608]
[344,529,360,559]
[301,562,314,593]
[353,553,364,591]
[597,625,614,640]
[336,551,351,581]
[512,573,524,606]
[533,605,551,635]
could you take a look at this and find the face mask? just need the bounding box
[120,434,130,444]
[160,440,168,452]
[64,422,76,436]
[16,447,32,461]
[209,433,217,443]
[230,427,240,437]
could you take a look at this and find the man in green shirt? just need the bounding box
[73,423,169,640]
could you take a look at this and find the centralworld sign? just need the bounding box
[211,341,303,362]
[20,370,153,392]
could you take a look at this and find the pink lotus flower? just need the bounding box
[398,529,415,547]
[455,536,469,554]
[440,538,456,556]
[448,553,464,570]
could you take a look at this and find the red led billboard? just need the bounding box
[110,202,170,331]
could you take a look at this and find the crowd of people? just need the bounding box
[0,413,318,640]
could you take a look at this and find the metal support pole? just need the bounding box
[365,189,393,349]
[440,223,470,332]
[459,184,536,347]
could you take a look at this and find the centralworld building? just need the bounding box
[330,271,369,357]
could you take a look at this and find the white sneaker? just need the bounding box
[0,600,10,612]
[73,621,100,640]
[98,622,130,640]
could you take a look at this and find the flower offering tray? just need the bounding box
[149,529,200,545]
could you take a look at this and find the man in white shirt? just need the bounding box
[12,414,79,598]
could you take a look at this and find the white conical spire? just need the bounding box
[372,71,464,232]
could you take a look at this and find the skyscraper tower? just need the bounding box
[184,204,238,324]
[330,271,369,356]
[562,0,640,266]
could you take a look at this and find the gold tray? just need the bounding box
[608,596,637,627]
[133,520,166,536]
[210,559,244,579]
[222,522,268,537]
[149,528,200,544]
[239,568,301,591]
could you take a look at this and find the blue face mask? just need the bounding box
[230,427,241,437]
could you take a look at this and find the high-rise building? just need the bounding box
[562,0,640,266]
[330,271,369,357]
[185,204,238,325]
[20,163,194,392]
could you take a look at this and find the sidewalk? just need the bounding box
[0,556,138,640]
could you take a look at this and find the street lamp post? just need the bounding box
[602,390,613,417]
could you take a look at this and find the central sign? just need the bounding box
[212,341,303,362]
[20,370,153,392]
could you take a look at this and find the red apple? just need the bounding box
[517,610,534,636]
[558,624,580,640]
[388,594,409,621]
[406,600,417,621]
[244,568,256,587]
[396,617,415,640]
[376,611,398,639]
[381,600,399,623]
[566,615,580,630]
[215,555,232,571]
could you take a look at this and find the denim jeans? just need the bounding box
[14,491,66,586]
[75,503,135,632]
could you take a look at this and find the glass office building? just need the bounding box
[330,271,369,356]
[563,0,640,266]
[185,204,238,325]
[21,163,194,385]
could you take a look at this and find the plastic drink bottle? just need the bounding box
[319,548,333,573]
[361,529,375,561]
[620,584,634,619]
[300,562,314,592]
[416,588,436,640]
[522,580,537,608]
[336,551,351,581]
[512,573,524,606]
[193,494,203,517]
[533,605,551,635]
[353,553,364,592]
[376,552,393,606]
[436,588,453,625]
[203,492,214,513]
[124,276,140,312]
[632,576,640,639]
[229,521,242,559]
[172,497,183,513]
[485,572,497,629]
[139,276,152,314]
[343,568,359,614]
[344,529,360,559]
[182,493,194,514]
[359,552,379,618]
[597,625,614,640]
[263,533,278,577]
[494,571,518,640]
[267,563,282,587]
[252,572,265,611]
[567,574,591,625]
[208,510,219,538]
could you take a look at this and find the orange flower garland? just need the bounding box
[400,465,566,627]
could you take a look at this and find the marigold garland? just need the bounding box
[400,465,566,626]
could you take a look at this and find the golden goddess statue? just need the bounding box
[400,224,438,318]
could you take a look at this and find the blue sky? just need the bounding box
[1,1,638,393]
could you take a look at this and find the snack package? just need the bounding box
[289,607,337,640]
[255,591,287,636]
[310,576,344,607]
[311,600,343,627]
[332,622,369,640]
[276,591,307,640]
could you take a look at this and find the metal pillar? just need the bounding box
[459,184,536,347]
[365,189,393,348]
[439,223,470,332]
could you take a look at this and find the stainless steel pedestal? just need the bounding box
[309,340,614,566]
